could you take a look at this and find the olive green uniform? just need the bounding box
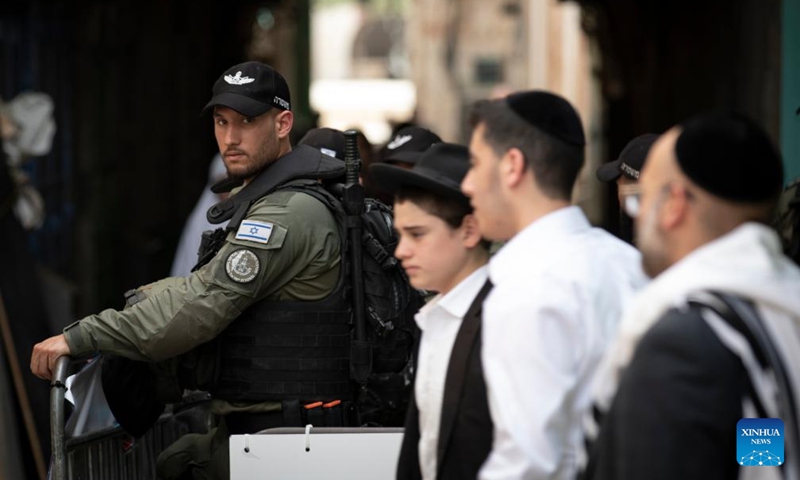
[63,184,340,360]
[62,182,341,480]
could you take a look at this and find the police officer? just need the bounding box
[595,133,658,243]
[595,133,658,204]
[297,127,346,160]
[31,61,347,479]
[380,125,442,169]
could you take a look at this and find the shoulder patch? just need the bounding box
[235,220,274,244]
[225,249,260,283]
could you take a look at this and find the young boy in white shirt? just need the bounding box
[370,143,493,480]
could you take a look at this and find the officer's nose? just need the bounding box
[224,125,241,146]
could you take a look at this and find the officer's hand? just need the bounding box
[31,334,71,381]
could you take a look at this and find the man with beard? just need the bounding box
[584,112,800,480]
[461,90,646,479]
[31,61,346,480]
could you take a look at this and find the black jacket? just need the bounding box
[397,280,494,480]
[583,307,745,480]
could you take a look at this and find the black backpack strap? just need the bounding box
[275,181,342,214]
[227,201,252,232]
[206,145,345,225]
[275,182,371,384]
[690,291,800,477]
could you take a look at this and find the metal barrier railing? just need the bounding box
[63,417,193,480]
[50,356,70,480]
[49,356,212,480]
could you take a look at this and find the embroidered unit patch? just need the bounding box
[225,249,260,283]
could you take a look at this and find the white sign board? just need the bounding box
[230,427,404,480]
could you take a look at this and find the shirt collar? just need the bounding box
[489,206,591,285]
[416,265,489,331]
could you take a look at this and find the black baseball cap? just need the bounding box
[369,143,471,206]
[298,128,346,160]
[202,61,291,117]
[381,126,442,165]
[596,133,659,182]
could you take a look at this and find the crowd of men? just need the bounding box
[30,61,800,480]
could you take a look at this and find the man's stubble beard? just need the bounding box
[227,135,282,181]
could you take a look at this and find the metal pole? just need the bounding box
[0,291,47,480]
[50,355,71,480]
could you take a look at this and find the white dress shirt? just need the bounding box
[415,266,490,480]
[478,206,646,480]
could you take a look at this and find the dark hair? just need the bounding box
[395,187,470,228]
[395,187,490,251]
[469,99,584,201]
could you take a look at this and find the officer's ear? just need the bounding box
[275,110,293,139]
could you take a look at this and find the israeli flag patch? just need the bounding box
[235,220,274,244]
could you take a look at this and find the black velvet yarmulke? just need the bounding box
[506,90,586,147]
[675,112,783,202]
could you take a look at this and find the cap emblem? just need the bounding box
[224,71,255,86]
[387,134,412,150]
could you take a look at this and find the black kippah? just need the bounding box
[505,90,586,146]
[675,112,783,203]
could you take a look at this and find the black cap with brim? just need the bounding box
[384,151,423,165]
[596,133,659,182]
[369,143,470,207]
[596,159,623,182]
[202,92,273,117]
[379,126,442,165]
[202,61,291,117]
[298,127,346,160]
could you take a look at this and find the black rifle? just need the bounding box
[342,130,371,386]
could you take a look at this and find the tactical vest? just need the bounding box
[197,146,354,403]
[211,261,353,403]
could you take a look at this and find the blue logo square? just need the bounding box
[737,418,784,466]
